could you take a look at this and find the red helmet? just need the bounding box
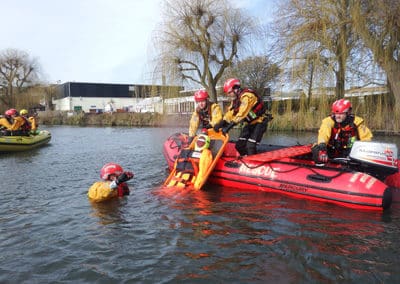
[223,78,241,94]
[194,90,209,102]
[100,162,123,180]
[5,108,18,116]
[332,99,352,114]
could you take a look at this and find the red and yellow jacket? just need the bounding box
[189,102,223,137]
[88,181,129,202]
[223,89,265,125]
[317,115,373,148]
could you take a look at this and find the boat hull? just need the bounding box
[163,133,399,211]
[209,156,392,211]
[0,130,51,153]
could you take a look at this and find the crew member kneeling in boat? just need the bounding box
[7,108,31,136]
[312,99,373,165]
[0,110,13,135]
[168,132,213,189]
[20,109,39,135]
[88,163,134,202]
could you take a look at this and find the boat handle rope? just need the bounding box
[220,155,350,179]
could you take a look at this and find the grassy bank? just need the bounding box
[38,111,190,127]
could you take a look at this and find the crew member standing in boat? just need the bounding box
[188,90,223,143]
[312,99,373,164]
[88,163,134,202]
[214,78,270,156]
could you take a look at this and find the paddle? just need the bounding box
[241,144,313,163]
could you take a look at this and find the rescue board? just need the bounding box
[164,129,229,190]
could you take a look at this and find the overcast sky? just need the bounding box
[1,0,275,85]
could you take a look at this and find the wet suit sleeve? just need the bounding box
[354,116,373,141]
[317,116,335,145]
[189,111,200,137]
[210,103,223,127]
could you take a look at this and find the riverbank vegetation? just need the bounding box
[38,93,399,135]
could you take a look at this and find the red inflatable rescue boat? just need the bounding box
[163,133,400,211]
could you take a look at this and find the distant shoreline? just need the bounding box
[37,111,399,136]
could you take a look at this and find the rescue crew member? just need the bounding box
[8,108,31,135]
[88,163,134,202]
[188,90,223,142]
[0,110,13,133]
[20,109,38,134]
[214,78,270,156]
[312,99,373,164]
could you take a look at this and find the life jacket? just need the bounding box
[231,88,266,122]
[328,114,358,157]
[196,101,212,128]
[20,117,32,132]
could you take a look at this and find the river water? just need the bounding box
[1,126,400,283]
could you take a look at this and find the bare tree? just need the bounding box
[153,0,256,102]
[0,48,40,108]
[223,55,280,96]
[350,0,400,104]
[272,0,357,99]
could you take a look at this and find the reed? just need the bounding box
[269,94,399,134]
[36,94,399,134]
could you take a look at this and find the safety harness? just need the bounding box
[328,114,358,157]
[170,149,202,186]
[196,102,212,128]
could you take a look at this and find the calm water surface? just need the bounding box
[1,126,400,283]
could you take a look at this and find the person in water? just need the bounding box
[312,98,373,164]
[168,131,213,189]
[188,89,222,143]
[214,78,270,156]
[88,163,134,202]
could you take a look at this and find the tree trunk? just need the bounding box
[384,61,400,106]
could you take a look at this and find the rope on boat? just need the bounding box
[220,155,350,179]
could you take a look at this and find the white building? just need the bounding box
[52,81,182,113]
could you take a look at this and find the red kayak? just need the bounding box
[163,132,400,211]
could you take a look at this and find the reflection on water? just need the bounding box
[89,199,129,225]
[154,183,400,282]
[0,126,400,283]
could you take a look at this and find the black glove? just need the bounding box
[116,171,134,184]
[188,136,194,144]
[213,120,227,132]
[264,113,273,121]
[222,122,236,135]
[312,143,328,164]
[318,148,328,163]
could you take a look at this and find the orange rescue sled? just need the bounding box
[164,129,229,190]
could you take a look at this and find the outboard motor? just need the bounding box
[349,141,398,180]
